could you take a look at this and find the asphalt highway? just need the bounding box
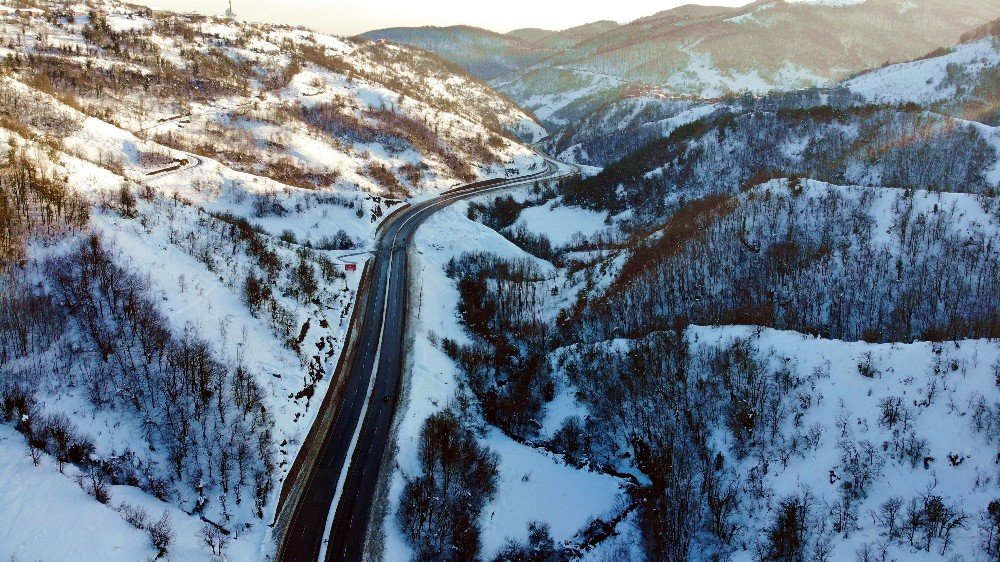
[276,159,573,562]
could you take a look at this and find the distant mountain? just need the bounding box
[509,20,621,51]
[550,15,1000,168]
[361,25,551,81]
[505,27,554,44]
[363,0,1000,130]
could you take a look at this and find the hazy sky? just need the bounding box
[134,0,753,36]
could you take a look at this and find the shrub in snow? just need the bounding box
[293,252,319,300]
[492,521,561,562]
[88,469,112,505]
[243,273,272,316]
[118,184,137,218]
[251,191,288,218]
[857,353,879,378]
[199,522,230,557]
[148,512,174,556]
[314,229,357,251]
[119,502,150,530]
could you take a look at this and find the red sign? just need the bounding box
[345,263,357,272]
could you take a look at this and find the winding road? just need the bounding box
[274,159,575,561]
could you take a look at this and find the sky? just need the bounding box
[134,0,754,36]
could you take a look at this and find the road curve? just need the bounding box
[275,159,575,562]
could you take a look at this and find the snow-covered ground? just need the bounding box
[846,37,1000,106]
[691,325,1000,562]
[516,198,609,247]
[480,428,623,555]
[383,200,626,560]
[0,424,269,560]
[0,425,155,561]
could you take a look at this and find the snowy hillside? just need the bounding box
[547,96,719,166]
[412,169,1000,560]
[1,1,544,195]
[846,34,1000,124]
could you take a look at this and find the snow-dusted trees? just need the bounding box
[564,103,997,222]
[761,493,813,561]
[444,253,555,440]
[398,408,500,561]
[199,522,230,557]
[576,184,1000,344]
[0,145,88,266]
[243,273,271,315]
[903,494,967,554]
[1,235,275,517]
[148,512,175,556]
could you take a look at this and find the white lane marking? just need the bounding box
[318,255,395,561]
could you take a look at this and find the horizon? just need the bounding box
[130,0,759,36]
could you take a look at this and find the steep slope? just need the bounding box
[846,22,1000,124]
[7,4,544,196]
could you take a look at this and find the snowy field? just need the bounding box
[516,199,609,247]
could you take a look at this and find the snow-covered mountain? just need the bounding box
[364,0,1000,130]
[546,17,1000,169]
